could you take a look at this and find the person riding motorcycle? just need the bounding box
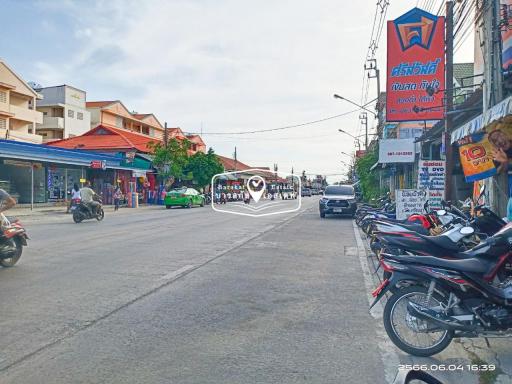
[80,182,101,216]
[0,188,16,215]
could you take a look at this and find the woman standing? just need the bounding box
[113,186,122,211]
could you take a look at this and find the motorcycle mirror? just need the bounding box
[436,209,447,216]
[460,226,475,235]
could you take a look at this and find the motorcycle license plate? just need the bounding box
[333,208,343,213]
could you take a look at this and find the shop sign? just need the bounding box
[395,189,427,220]
[355,150,366,158]
[90,160,107,170]
[386,8,445,121]
[80,178,86,183]
[456,133,497,182]
[379,139,415,163]
[417,160,445,208]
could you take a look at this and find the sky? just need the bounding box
[1,0,474,182]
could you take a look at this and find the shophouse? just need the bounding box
[0,59,43,143]
[86,100,165,140]
[35,85,91,142]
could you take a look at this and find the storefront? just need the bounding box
[0,140,148,207]
[450,95,512,216]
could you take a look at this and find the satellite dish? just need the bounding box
[27,81,42,90]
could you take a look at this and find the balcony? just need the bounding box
[38,116,64,130]
[0,128,43,144]
[9,104,43,124]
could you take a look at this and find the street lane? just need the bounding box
[0,199,384,383]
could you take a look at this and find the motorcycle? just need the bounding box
[0,213,28,267]
[69,197,81,213]
[371,222,512,357]
[72,199,105,223]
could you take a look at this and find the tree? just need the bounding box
[184,148,224,190]
[148,138,190,189]
[355,147,382,202]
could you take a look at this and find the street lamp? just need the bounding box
[338,129,362,149]
[333,94,378,118]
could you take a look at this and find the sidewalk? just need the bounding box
[7,204,162,221]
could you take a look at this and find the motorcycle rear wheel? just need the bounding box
[73,211,83,223]
[0,237,23,267]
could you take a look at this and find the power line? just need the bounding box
[184,108,361,135]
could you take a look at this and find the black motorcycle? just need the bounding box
[371,222,512,356]
[72,200,105,223]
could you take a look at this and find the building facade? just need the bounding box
[0,59,43,143]
[86,100,165,140]
[36,85,91,142]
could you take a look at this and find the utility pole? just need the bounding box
[444,0,454,202]
[359,112,368,149]
[163,121,168,147]
[233,146,237,171]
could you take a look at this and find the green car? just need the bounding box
[164,187,205,209]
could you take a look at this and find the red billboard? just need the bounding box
[386,8,445,121]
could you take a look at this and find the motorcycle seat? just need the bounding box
[418,234,461,252]
[386,254,492,274]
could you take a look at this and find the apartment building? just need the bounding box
[0,59,43,143]
[36,85,91,142]
[86,100,165,140]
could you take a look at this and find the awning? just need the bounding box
[451,95,512,143]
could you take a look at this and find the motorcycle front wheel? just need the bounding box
[383,285,453,357]
[0,237,23,267]
[96,208,105,221]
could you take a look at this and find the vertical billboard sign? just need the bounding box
[386,8,445,121]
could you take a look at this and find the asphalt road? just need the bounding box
[0,198,384,383]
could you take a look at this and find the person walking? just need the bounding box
[113,186,122,211]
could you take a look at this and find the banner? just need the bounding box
[395,189,427,220]
[457,133,497,182]
[386,8,445,121]
[417,160,445,208]
[378,139,415,163]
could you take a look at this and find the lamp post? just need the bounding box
[333,94,378,118]
[338,129,363,149]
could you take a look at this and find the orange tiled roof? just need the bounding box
[216,155,251,171]
[86,101,116,108]
[47,124,161,153]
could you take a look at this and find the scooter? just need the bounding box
[69,197,81,213]
[0,213,28,267]
[72,199,105,223]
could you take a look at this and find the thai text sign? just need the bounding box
[418,160,445,208]
[457,133,497,182]
[386,8,445,121]
[379,139,415,163]
[395,189,427,220]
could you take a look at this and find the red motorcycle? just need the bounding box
[0,213,28,267]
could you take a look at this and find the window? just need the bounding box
[68,109,74,118]
[43,112,48,116]
[77,112,84,120]
[0,118,6,130]
[0,91,6,103]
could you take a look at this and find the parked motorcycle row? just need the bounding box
[357,185,512,364]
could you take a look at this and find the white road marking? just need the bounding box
[352,220,400,384]
[160,265,196,281]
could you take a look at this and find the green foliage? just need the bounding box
[148,138,190,187]
[184,148,224,188]
[355,148,381,202]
